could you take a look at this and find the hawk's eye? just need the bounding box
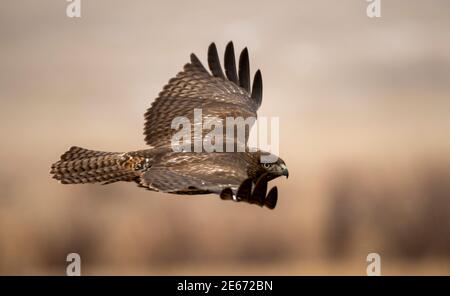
[262,163,271,169]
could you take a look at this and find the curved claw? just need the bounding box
[238,47,250,92]
[264,186,278,209]
[251,70,262,108]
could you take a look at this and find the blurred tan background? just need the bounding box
[1,0,450,275]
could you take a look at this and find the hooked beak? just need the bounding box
[280,164,289,179]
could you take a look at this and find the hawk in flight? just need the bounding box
[51,42,289,209]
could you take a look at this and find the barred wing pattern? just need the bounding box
[139,152,252,195]
[143,42,263,149]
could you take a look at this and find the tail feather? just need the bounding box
[50,146,137,184]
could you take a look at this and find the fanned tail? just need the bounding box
[50,146,137,184]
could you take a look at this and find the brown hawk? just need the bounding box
[50,42,289,209]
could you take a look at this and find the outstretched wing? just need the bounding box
[138,152,251,194]
[136,151,278,209]
[144,41,263,149]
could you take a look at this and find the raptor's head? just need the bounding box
[259,157,289,181]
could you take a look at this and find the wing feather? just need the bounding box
[238,47,250,92]
[208,43,225,79]
[144,42,262,149]
[251,70,263,108]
